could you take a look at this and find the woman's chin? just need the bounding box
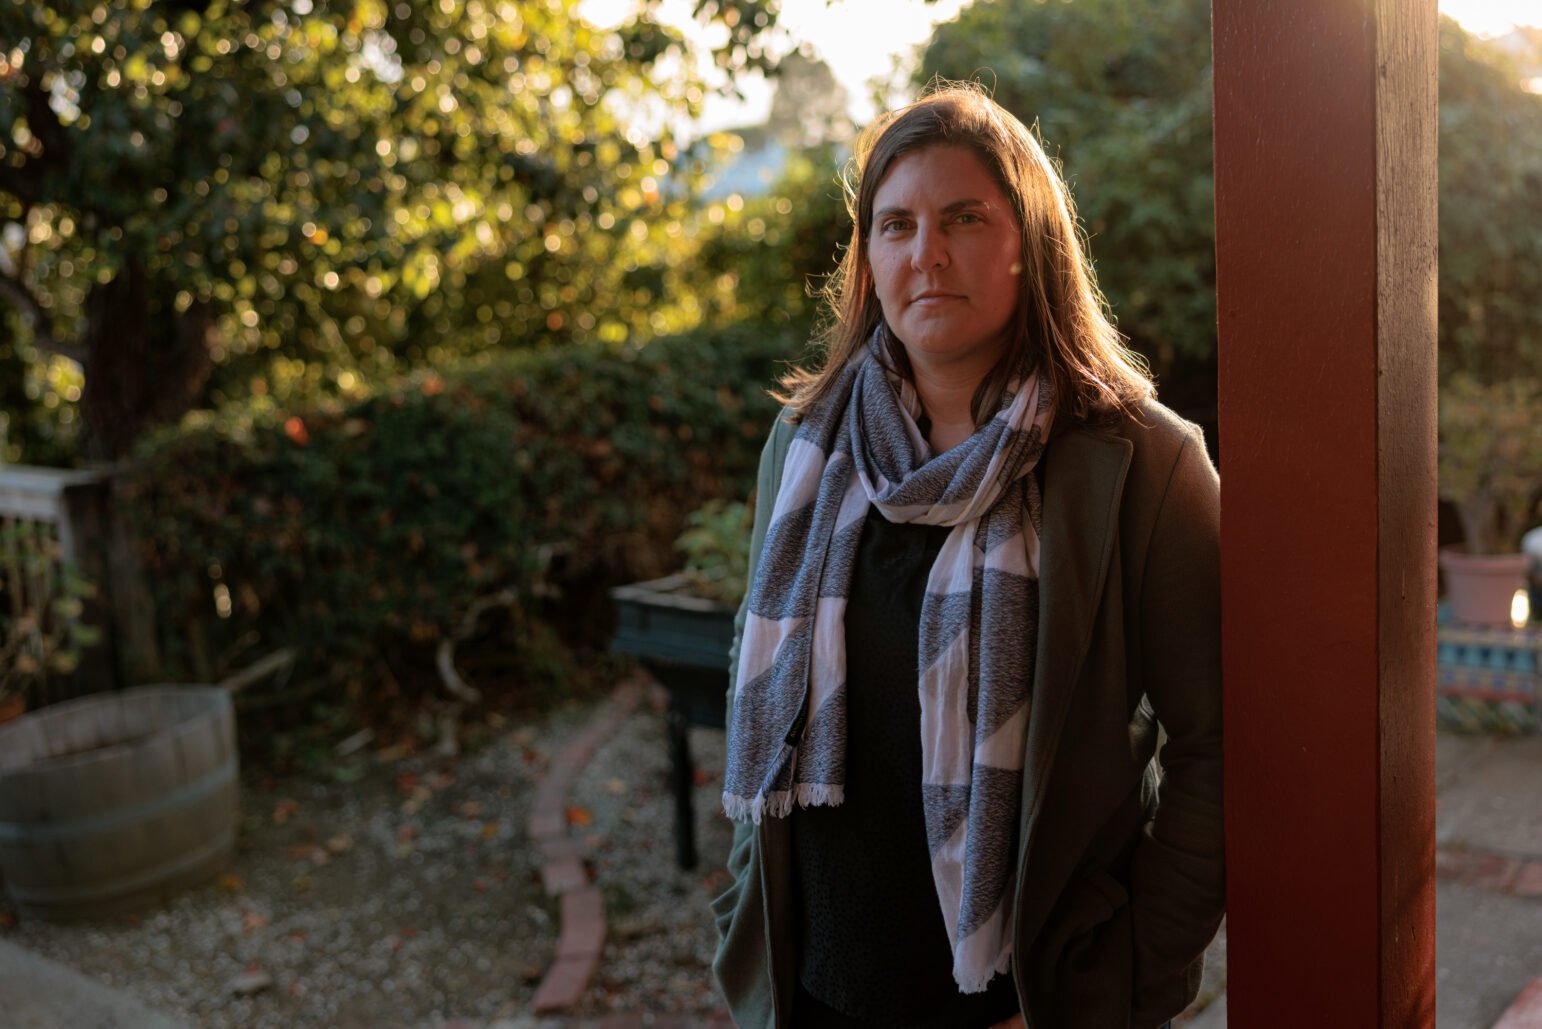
[896,333,1009,372]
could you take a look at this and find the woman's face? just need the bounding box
[866,145,1023,376]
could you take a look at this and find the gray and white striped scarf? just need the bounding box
[722,327,1054,993]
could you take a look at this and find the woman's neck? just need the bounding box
[913,362,987,453]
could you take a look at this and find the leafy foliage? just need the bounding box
[694,142,853,335]
[674,498,752,607]
[1437,17,1542,384]
[0,521,100,702]
[117,326,798,703]
[0,0,780,458]
[1438,375,1542,554]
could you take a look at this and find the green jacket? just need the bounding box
[710,399,1224,1029]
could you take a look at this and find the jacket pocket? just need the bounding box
[1035,867,1135,1028]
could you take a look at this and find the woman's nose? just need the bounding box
[909,223,950,271]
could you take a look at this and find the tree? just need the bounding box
[767,49,852,147]
[1437,16,1542,384]
[693,141,852,334]
[0,0,783,461]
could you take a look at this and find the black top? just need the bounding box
[791,505,1022,1027]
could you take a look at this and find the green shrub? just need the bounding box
[675,498,753,608]
[118,325,798,707]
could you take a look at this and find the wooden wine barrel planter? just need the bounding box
[0,685,239,921]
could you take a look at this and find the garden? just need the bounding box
[0,0,1539,1025]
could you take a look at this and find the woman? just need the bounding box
[710,84,1223,1029]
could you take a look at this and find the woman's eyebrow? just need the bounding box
[874,198,991,219]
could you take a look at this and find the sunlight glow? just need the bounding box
[1439,0,1539,37]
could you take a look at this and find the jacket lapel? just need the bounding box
[1018,426,1133,850]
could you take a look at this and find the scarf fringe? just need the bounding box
[950,945,1015,994]
[721,783,846,824]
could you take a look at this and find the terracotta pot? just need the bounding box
[1439,546,1529,627]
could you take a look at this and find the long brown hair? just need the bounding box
[778,81,1153,427]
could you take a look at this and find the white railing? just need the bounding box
[0,465,115,707]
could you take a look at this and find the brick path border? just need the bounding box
[1438,845,1542,1029]
[526,679,644,1013]
[1437,845,1542,899]
[1495,976,1542,1029]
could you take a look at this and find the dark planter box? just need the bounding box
[610,573,735,670]
[609,574,737,869]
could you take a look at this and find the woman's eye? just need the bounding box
[955,212,981,224]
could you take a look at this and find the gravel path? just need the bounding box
[0,701,610,1028]
[564,693,734,1021]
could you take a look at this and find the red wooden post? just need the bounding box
[1213,0,1438,1024]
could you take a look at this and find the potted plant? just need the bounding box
[609,498,750,670]
[609,498,751,869]
[1438,375,1542,626]
[0,523,101,723]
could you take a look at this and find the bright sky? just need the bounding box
[1439,0,1539,37]
[583,0,1538,135]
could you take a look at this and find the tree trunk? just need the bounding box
[78,260,217,462]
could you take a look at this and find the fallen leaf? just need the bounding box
[241,909,268,933]
[292,875,314,893]
[459,800,485,819]
[373,742,414,763]
[0,911,15,928]
[471,878,489,893]
[395,773,420,793]
[480,821,500,840]
[429,770,455,790]
[217,874,244,895]
[271,799,300,825]
[565,806,593,827]
[604,778,627,795]
[396,824,419,843]
[324,833,354,855]
[692,768,714,787]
